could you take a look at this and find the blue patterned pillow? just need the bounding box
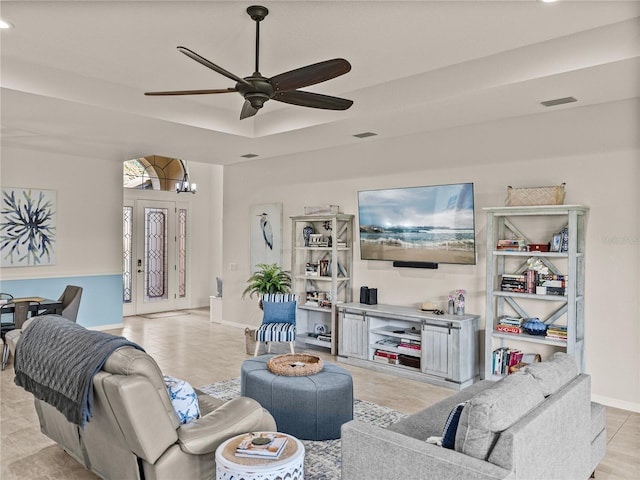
[442,401,467,449]
[164,376,200,424]
[262,300,296,324]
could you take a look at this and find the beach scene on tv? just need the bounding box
[358,183,476,265]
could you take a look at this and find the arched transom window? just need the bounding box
[123,155,185,191]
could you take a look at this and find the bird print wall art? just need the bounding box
[249,203,282,273]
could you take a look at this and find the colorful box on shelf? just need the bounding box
[528,243,549,252]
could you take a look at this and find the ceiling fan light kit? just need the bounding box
[145,5,353,120]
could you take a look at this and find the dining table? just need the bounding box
[0,297,63,316]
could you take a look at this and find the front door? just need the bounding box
[123,199,190,316]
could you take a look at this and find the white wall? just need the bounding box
[1,147,122,279]
[222,99,640,410]
[1,148,223,316]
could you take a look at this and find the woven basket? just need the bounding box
[267,353,324,376]
[506,183,565,206]
[244,328,266,355]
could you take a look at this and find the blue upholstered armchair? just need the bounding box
[253,294,298,356]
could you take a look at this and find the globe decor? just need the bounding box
[1,188,56,267]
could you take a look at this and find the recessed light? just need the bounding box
[241,153,259,158]
[353,132,378,139]
[0,19,14,29]
[539,0,559,3]
[540,97,577,107]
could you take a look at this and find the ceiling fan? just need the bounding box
[145,5,353,120]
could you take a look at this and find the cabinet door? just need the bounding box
[422,324,453,378]
[339,312,367,359]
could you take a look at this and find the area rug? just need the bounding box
[199,377,408,480]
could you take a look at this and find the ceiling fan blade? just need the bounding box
[145,88,237,96]
[177,46,252,87]
[273,90,353,110]
[270,58,351,92]
[240,100,259,120]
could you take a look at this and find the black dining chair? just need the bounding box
[1,300,38,370]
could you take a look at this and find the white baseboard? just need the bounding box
[87,323,124,331]
[213,319,256,329]
[592,394,640,413]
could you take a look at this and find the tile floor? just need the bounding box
[1,308,638,479]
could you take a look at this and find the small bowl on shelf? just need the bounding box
[522,318,547,336]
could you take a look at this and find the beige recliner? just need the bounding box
[26,345,276,480]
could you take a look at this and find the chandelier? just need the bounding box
[176,159,197,194]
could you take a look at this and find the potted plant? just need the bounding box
[242,263,292,308]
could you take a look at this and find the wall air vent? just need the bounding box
[353,132,378,138]
[541,97,577,107]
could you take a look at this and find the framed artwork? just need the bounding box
[1,187,57,267]
[249,203,282,273]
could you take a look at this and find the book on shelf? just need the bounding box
[374,350,399,359]
[545,325,568,341]
[496,238,526,251]
[305,263,319,276]
[497,315,523,326]
[397,343,422,354]
[496,323,522,334]
[373,356,399,365]
[492,347,524,376]
[235,433,288,459]
[373,351,400,365]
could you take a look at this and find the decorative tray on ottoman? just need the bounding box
[267,354,324,376]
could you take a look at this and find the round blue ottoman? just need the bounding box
[241,355,354,440]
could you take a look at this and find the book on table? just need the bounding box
[235,433,289,459]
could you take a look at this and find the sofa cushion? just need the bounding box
[163,376,200,424]
[455,371,545,460]
[386,380,494,441]
[524,352,578,396]
[262,300,296,324]
[442,401,467,449]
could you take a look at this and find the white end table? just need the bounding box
[215,432,304,480]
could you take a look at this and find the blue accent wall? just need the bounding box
[0,275,123,328]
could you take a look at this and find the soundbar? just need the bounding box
[392,261,438,269]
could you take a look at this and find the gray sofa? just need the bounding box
[342,353,606,480]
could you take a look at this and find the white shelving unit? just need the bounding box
[484,205,588,380]
[290,214,354,355]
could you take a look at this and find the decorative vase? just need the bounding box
[456,293,465,315]
[523,318,547,336]
[303,225,314,247]
[448,299,455,315]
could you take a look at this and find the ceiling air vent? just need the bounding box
[353,132,378,138]
[541,97,577,107]
[241,153,259,158]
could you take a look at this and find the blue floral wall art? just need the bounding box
[1,187,57,267]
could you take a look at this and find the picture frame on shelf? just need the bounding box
[319,259,329,276]
[550,233,562,252]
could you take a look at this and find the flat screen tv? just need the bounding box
[357,182,476,265]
